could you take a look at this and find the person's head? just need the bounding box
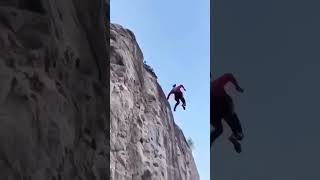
[172,84,176,88]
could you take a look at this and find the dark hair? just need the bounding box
[172,84,176,87]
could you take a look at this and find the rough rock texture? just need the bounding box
[0,1,109,180]
[110,23,199,180]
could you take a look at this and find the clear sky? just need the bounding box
[111,1,210,180]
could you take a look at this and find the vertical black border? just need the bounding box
[210,1,215,180]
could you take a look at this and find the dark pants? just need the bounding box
[174,92,186,111]
[211,93,243,146]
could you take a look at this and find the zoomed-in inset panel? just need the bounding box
[211,0,320,179]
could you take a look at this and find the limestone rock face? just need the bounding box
[110,23,199,180]
[0,1,109,180]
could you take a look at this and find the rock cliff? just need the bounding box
[110,23,199,180]
[0,0,109,179]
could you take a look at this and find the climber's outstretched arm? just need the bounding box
[181,85,186,91]
[224,73,244,93]
[167,90,174,100]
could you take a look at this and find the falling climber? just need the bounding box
[167,84,187,112]
[211,73,245,153]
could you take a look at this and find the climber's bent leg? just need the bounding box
[174,92,183,111]
[181,97,186,110]
[225,113,244,141]
[225,113,243,153]
[174,100,180,111]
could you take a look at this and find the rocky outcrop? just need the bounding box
[0,1,109,180]
[110,24,199,180]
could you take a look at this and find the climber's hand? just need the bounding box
[237,87,244,93]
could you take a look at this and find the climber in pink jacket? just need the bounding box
[167,84,186,111]
[211,73,244,153]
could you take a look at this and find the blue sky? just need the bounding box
[111,1,210,179]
